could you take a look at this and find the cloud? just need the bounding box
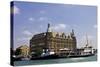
[29,17,35,22]
[23,30,32,36]
[80,35,94,44]
[77,34,95,48]
[82,35,94,41]
[17,37,31,41]
[38,17,52,24]
[40,25,43,28]
[93,24,97,29]
[33,31,39,35]
[40,10,46,14]
[18,30,33,41]
[12,6,20,15]
[38,17,48,21]
[88,35,94,39]
[51,24,69,31]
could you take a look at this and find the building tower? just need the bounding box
[70,29,77,50]
[71,29,75,37]
[47,23,51,32]
[45,23,51,54]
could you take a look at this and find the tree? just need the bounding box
[34,47,42,57]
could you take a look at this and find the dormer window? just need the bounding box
[56,33,59,37]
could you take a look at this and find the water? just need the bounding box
[14,55,97,66]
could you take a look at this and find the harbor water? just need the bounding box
[14,55,97,66]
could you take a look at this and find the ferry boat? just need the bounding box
[31,35,96,60]
[67,35,96,58]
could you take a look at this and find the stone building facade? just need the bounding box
[15,45,29,57]
[30,24,77,57]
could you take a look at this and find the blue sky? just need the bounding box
[12,1,97,50]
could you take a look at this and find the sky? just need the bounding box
[11,1,97,50]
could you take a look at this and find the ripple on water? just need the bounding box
[14,55,97,66]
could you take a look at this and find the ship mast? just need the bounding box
[86,34,89,47]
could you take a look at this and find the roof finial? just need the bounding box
[72,29,74,34]
[71,29,74,36]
